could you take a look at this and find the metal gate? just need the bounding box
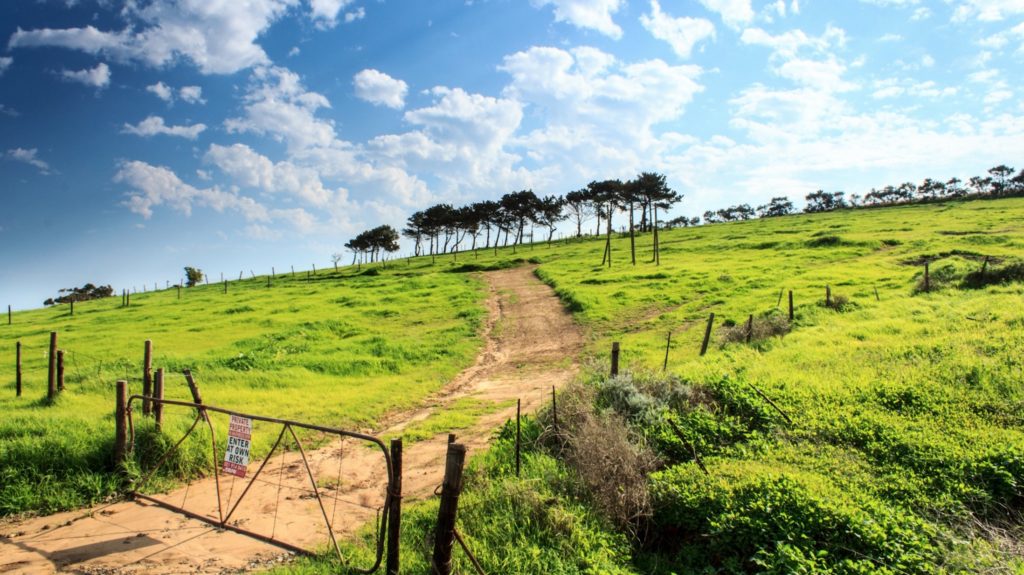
[125,393,394,573]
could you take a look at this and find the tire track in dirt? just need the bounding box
[0,265,583,574]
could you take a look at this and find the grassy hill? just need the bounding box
[4,196,1024,573]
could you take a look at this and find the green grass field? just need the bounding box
[0,263,491,514]
[5,196,1024,573]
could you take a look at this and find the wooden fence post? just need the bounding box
[551,385,558,433]
[432,442,467,575]
[700,313,715,356]
[874,286,880,302]
[516,398,521,477]
[611,342,620,377]
[924,262,930,292]
[788,290,794,321]
[663,331,672,371]
[826,285,832,307]
[776,289,784,308]
[57,350,65,392]
[448,433,456,444]
[386,438,403,575]
[47,331,57,401]
[114,380,128,468]
[746,314,754,344]
[154,368,164,432]
[69,299,74,316]
[7,304,10,325]
[143,340,153,416]
[183,369,207,421]
[177,285,181,300]
[16,341,22,397]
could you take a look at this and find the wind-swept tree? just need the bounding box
[534,195,566,244]
[989,165,1015,195]
[402,211,428,256]
[563,189,593,238]
[587,179,623,267]
[632,172,680,265]
[804,190,847,213]
[756,197,794,218]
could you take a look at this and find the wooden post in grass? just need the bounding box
[874,286,880,301]
[154,368,164,432]
[272,266,276,278]
[69,299,74,316]
[127,291,131,306]
[16,341,22,397]
[432,442,467,575]
[386,438,403,575]
[663,331,672,371]
[47,331,57,401]
[267,275,271,288]
[516,398,521,477]
[114,380,128,468]
[981,256,989,277]
[183,369,207,421]
[7,304,10,325]
[611,342,620,377]
[177,284,181,300]
[700,313,715,357]
[788,290,794,321]
[239,271,243,281]
[826,285,832,308]
[312,264,316,275]
[223,280,228,294]
[924,262,930,292]
[57,350,65,392]
[448,433,456,444]
[551,386,558,433]
[291,265,295,277]
[746,314,754,344]
[142,340,153,416]
[776,289,784,308]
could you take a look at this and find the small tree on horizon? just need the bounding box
[184,267,203,287]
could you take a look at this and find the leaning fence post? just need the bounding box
[826,285,832,308]
[154,368,164,432]
[15,341,22,397]
[700,313,715,356]
[47,331,57,401]
[57,350,65,392]
[386,438,403,575]
[432,442,467,575]
[611,342,620,377]
[516,398,522,477]
[924,262,930,292]
[183,369,207,421]
[142,340,153,416]
[662,331,673,371]
[114,380,129,468]
[874,286,880,301]
[746,314,754,344]
[788,290,794,321]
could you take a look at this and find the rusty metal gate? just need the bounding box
[125,393,395,573]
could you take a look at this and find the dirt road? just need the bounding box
[0,265,583,574]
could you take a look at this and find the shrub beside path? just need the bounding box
[0,265,583,574]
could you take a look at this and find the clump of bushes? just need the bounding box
[962,261,1024,289]
[720,311,791,344]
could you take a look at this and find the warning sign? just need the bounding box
[223,415,252,478]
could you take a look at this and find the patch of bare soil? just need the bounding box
[0,265,583,574]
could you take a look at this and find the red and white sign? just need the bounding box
[223,415,252,478]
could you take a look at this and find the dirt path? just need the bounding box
[0,266,583,574]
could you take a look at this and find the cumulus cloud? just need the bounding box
[146,81,173,102]
[640,0,716,59]
[8,0,296,75]
[697,0,754,29]
[115,160,269,221]
[353,69,408,109]
[122,116,207,139]
[309,0,355,29]
[531,0,624,39]
[345,7,366,23]
[0,56,11,75]
[61,62,110,87]
[204,143,336,206]
[953,0,1024,21]
[6,148,51,174]
[179,85,205,104]
[225,66,335,151]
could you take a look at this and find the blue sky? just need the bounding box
[1,0,1022,310]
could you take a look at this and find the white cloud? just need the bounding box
[859,0,920,5]
[309,0,355,29]
[0,57,11,75]
[531,0,624,39]
[61,62,110,87]
[640,0,716,59]
[345,7,366,23]
[921,54,935,67]
[6,148,51,174]
[878,33,903,42]
[205,143,336,206]
[911,6,932,19]
[225,66,336,151]
[697,0,754,29]
[115,160,269,221]
[146,81,173,102]
[740,25,847,58]
[353,69,408,109]
[8,0,298,75]
[122,116,207,139]
[288,46,301,57]
[953,0,1024,21]
[179,85,205,104]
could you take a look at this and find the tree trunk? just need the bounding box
[629,201,636,265]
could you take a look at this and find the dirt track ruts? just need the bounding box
[0,265,583,574]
